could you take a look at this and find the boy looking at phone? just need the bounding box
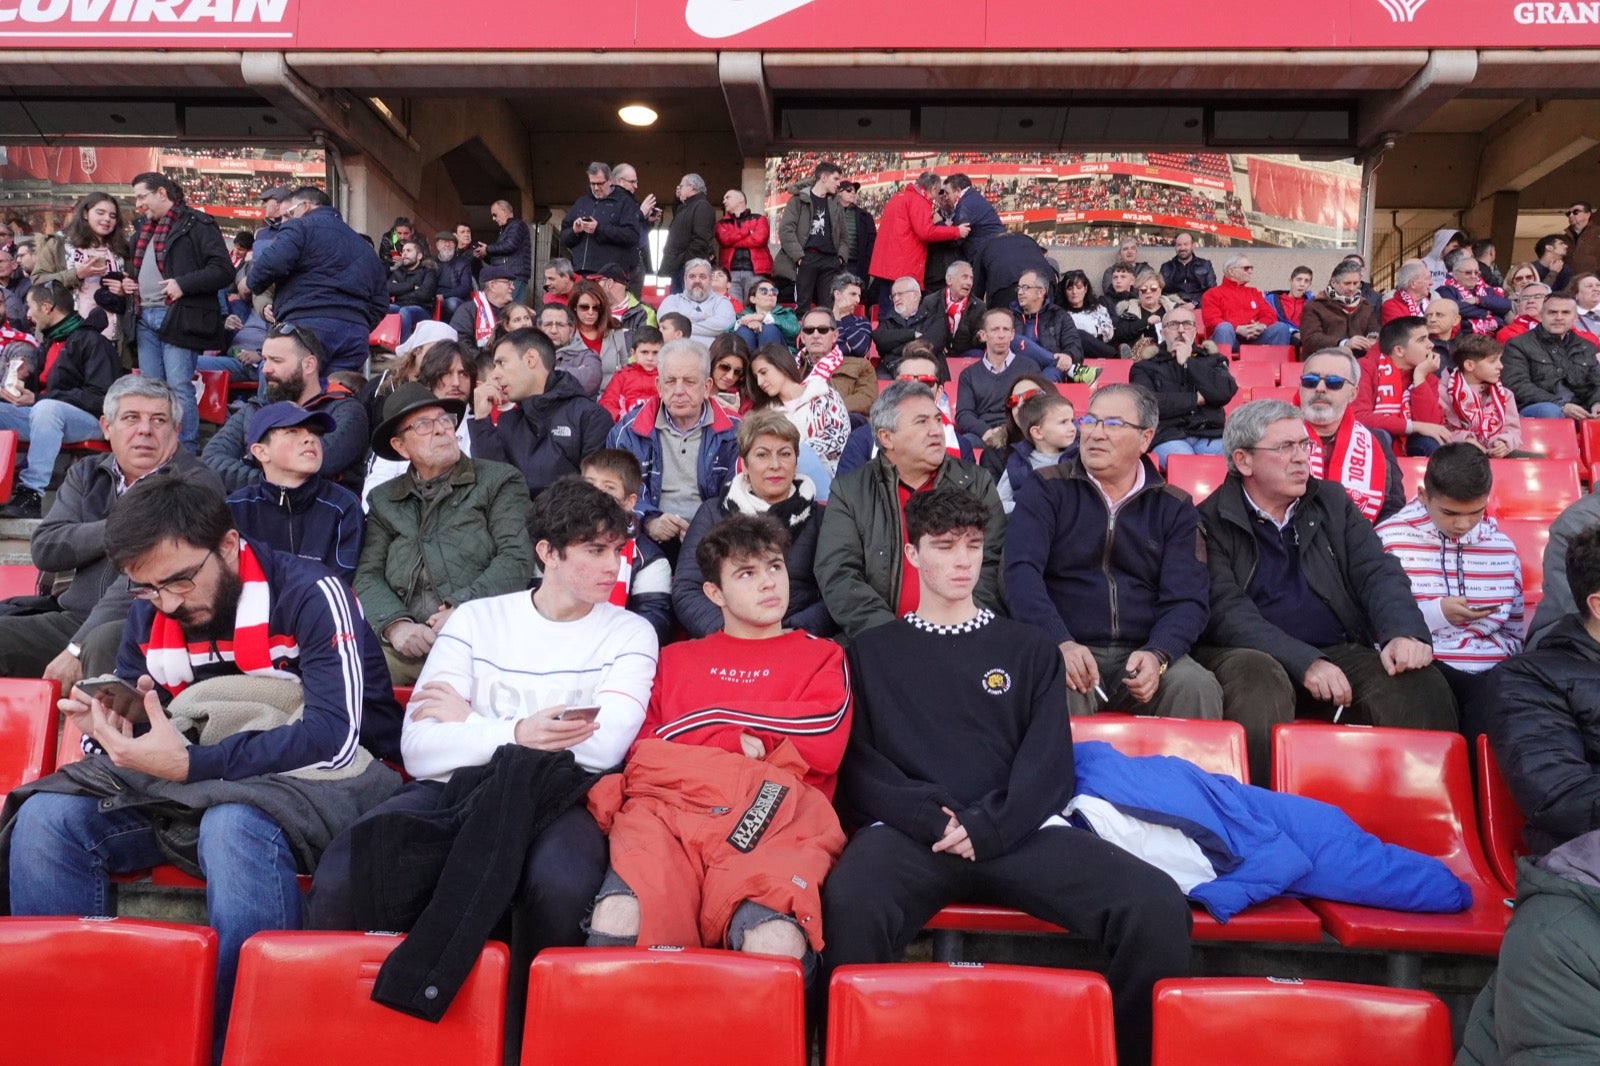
[305,476,658,949]
[585,513,850,979]
[1376,443,1524,743]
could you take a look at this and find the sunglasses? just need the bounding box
[1007,387,1045,408]
[899,374,940,386]
[574,303,601,311]
[1300,374,1350,390]
[800,326,835,335]
[1569,208,1588,216]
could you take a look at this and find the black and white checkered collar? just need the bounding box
[903,609,995,636]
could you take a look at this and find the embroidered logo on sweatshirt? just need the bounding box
[981,668,1012,695]
[727,780,789,853]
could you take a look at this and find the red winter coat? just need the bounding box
[1200,277,1278,331]
[715,211,772,275]
[868,184,963,284]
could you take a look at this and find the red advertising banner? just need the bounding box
[0,0,1593,49]
[1246,158,1362,232]
[0,146,158,185]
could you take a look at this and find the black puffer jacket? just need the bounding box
[1130,345,1238,445]
[1010,301,1083,360]
[466,370,614,499]
[1491,614,1600,856]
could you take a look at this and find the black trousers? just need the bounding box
[794,253,840,313]
[1436,660,1501,750]
[822,823,1192,1066]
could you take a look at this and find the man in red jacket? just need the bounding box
[1200,254,1294,350]
[869,172,969,316]
[1351,316,1453,458]
[715,190,771,306]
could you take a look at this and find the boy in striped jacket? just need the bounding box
[1376,443,1524,742]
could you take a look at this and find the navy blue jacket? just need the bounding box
[484,218,532,279]
[951,188,1006,266]
[227,475,364,582]
[560,187,645,274]
[605,396,740,525]
[435,254,474,302]
[115,541,402,780]
[978,234,1053,300]
[1003,456,1210,661]
[246,206,387,328]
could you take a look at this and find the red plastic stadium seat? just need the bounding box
[926,894,1322,945]
[64,439,112,455]
[1074,714,1249,783]
[223,932,507,1066]
[1496,517,1549,610]
[1396,456,1427,502]
[1271,724,1510,955]
[1082,359,1131,385]
[947,356,978,383]
[1579,418,1600,470]
[827,964,1115,1066]
[0,916,216,1065]
[0,428,15,503]
[0,563,40,599]
[1165,454,1228,504]
[1520,417,1581,460]
[1487,458,1581,521]
[1246,386,1298,405]
[1151,977,1452,1066]
[1229,362,1281,391]
[524,948,805,1066]
[1476,735,1527,895]
[393,685,413,708]
[197,368,231,425]
[1054,382,1093,408]
[1236,344,1295,363]
[0,678,58,799]
[369,313,402,353]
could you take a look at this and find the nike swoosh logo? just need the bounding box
[684,0,819,38]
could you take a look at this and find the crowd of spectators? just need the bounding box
[8,162,1600,1066]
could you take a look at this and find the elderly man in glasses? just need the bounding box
[1297,347,1406,524]
[1191,398,1455,783]
[7,474,404,1063]
[1004,383,1224,720]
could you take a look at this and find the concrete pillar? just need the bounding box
[741,157,766,218]
[1462,190,1520,265]
[338,153,419,245]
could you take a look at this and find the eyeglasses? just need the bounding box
[1569,208,1588,216]
[1074,415,1148,432]
[128,549,216,602]
[1235,264,1255,271]
[800,326,835,335]
[403,412,459,436]
[1165,320,1197,330]
[1017,283,1046,291]
[1137,287,1161,294]
[1300,374,1350,390]
[1248,438,1315,457]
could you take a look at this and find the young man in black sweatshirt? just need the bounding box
[822,488,1192,1066]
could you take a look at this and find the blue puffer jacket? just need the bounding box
[606,396,740,524]
[1072,741,1471,922]
[246,206,388,328]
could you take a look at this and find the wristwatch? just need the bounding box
[65,642,82,659]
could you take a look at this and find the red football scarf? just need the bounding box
[1445,369,1509,446]
[608,537,638,607]
[1396,291,1427,317]
[945,295,967,335]
[1305,410,1387,521]
[141,542,283,694]
[472,292,496,347]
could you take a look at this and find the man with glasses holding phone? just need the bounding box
[1193,398,1455,784]
[561,163,646,278]
[1200,253,1293,350]
[7,474,404,1063]
[1005,383,1224,720]
[1298,348,1406,523]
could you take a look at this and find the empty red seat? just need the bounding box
[1165,454,1228,503]
[0,563,40,599]
[1246,386,1298,405]
[1579,418,1600,469]
[1151,977,1452,1065]
[1082,359,1131,385]
[1228,362,1280,391]
[524,947,805,1066]
[1520,417,1581,460]
[1476,734,1527,894]
[0,916,216,1065]
[1271,724,1510,955]
[0,428,15,503]
[1235,344,1296,363]
[0,678,58,799]
[223,932,507,1066]
[947,356,978,382]
[368,313,402,353]
[197,368,232,425]
[1074,715,1249,783]
[1054,382,1093,408]
[1396,455,1427,502]
[828,963,1114,1066]
[1487,458,1581,521]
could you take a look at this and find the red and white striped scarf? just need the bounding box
[1306,411,1388,522]
[946,295,968,335]
[1445,369,1509,446]
[472,292,497,347]
[1396,290,1427,317]
[1456,279,1504,336]
[141,542,288,695]
[608,537,638,607]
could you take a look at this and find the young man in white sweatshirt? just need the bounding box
[306,476,660,952]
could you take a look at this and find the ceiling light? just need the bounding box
[618,105,658,127]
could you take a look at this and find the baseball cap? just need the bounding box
[258,186,291,203]
[594,262,629,283]
[246,401,335,447]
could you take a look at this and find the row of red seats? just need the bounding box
[0,926,1453,1066]
[0,679,1526,962]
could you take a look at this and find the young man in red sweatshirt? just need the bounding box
[585,513,850,981]
[1351,315,1453,458]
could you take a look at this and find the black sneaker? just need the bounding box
[0,487,42,519]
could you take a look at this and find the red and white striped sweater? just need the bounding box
[1375,500,1525,671]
